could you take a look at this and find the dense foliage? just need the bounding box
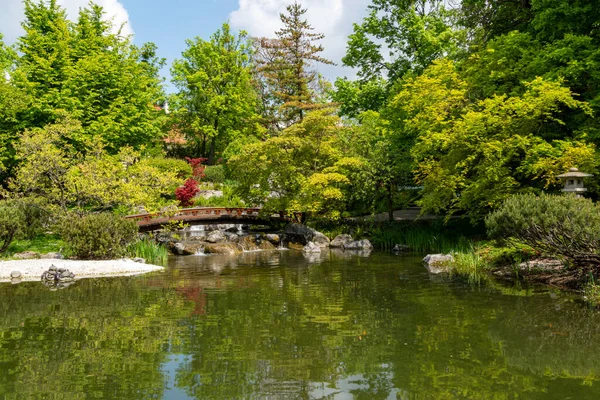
[487,193,600,269]
[1,0,600,234]
[58,212,138,259]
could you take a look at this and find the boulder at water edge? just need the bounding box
[344,239,373,251]
[330,234,353,248]
[284,223,314,245]
[423,254,454,274]
[206,230,227,243]
[312,231,331,248]
[302,241,322,254]
[265,234,281,245]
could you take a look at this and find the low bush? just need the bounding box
[203,165,226,184]
[486,193,600,268]
[58,213,138,259]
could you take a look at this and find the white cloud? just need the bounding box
[0,0,132,45]
[229,0,371,80]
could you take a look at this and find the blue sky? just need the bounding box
[1,0,372,91]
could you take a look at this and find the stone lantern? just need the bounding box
[557,168,593,197]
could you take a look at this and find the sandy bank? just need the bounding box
[0,259,164,283]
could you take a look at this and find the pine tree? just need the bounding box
[256,1,334,128]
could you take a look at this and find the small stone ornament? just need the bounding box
[41,265,76,290]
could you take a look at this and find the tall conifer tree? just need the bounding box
[256,2,334,128]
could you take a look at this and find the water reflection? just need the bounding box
[0,251,599,399]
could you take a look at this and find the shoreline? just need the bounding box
[0,259,164,283]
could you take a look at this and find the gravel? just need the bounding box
[0,259,163,283]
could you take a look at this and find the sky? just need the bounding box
[0,0,372,91]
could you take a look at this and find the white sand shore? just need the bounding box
[0,259,164,283]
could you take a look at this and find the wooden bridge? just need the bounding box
[125,207,295,232]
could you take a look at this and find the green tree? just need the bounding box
[172,23,259,164]
[256,2,334,127]
[344,0,465,83]
[11,1,165,154]
[230,109,350,218]
[396,60,596,220]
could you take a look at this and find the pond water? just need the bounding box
[0,250,599,399]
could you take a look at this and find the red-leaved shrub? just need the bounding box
[176,178,200,207]
[185,157,207,179]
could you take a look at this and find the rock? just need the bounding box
[133,257,146,263]
[171,242,186,255]
[312,231,331,248]
[344,239,374,251]
[518,259,564,271]
[330,234,353,248]
[423,254,454,274]
[238,236,258,251]
[265,234,281,245]
[393,244,410,253]
[284,223,315,245]
[258,241,276,251]
[10,271,21,279]
[40,252,63,259]
[49,265,57,272]
[178,242,205,256]
[302,241,322,254]
[225,226,240,233]
[206,230,227,243]
[204,243,242,255]
[223,232,240,243]
[10,278,21,285]
[58,268,66,273]
[196,190,223,199]
[13,251,39,260]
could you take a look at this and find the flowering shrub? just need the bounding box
[185,157,208,179]
[176,178,200,207]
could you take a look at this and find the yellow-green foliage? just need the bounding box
[10,119,185,213]
[230,109,350,217]
[389,60,596,221]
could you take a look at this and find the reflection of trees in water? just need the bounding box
[0,278,193,398]
[1,253,600,398]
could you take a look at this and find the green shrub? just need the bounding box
[486,193,600,268]
[0,201,24,253]
[203,165,226,184]
[13,198,51,239]
[58,213,138,259]
[140,157,192,179]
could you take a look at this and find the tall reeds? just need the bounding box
[127,237,168,266]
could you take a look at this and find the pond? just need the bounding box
[0,250,599,399]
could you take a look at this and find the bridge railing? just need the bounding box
[124,207,265,223]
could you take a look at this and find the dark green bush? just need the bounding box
[58,213,138,259]
[0,201,24,253]
[486,193,600,268]
[13,198,51,239]
[203,165,226,184]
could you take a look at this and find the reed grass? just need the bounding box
[127,237,168,266]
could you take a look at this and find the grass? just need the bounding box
[583,273,600,306]
[126,237,168,266]
[452,244,488,285]
[3,234,65,259]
